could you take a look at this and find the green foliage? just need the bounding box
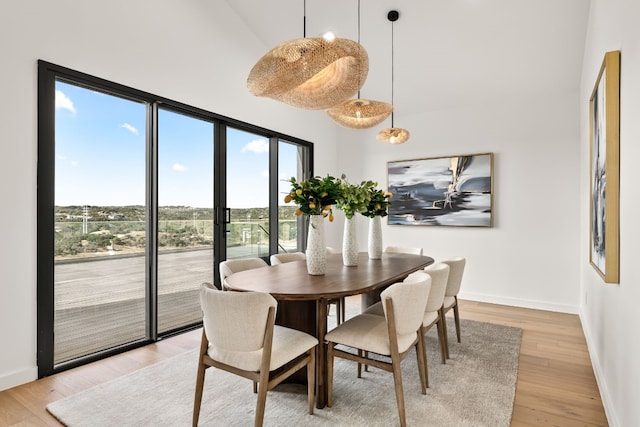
[336,177,376,219]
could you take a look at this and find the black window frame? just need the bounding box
[37,60,313,377]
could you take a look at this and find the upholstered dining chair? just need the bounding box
[269,251,306,265]
[325,277,431,427]
[193,283,318,427]
[219,257,268,290]
[418,263,450,385]
[362,266,448,387]
[441,257,466,357]
[384,245,424,256]
[270,251,345,325]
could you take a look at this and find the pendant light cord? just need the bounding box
[390,17,395,128]
[357,0,361,99]
[303,0,306,38]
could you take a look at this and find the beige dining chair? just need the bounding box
[384,245,424,256]
[364,264,449,385]
[441,257,466,356]
[325,277,430,427]
[269,252,306,265]
[193,283,318,427]
[419,263,450,379]
[219,257,268,290]
[270,251,345,325]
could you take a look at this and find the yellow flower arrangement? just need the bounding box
[360,185,393,218]
[284,175,342,221]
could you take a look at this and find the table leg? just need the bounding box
[316,298,328,409]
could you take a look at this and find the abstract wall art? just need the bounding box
[590,50,620,284]
[387,153,493,227]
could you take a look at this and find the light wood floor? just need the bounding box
[0,299,608,426]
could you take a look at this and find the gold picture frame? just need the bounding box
[589,50,620,284]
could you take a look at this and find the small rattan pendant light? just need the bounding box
[247,0,369,110]
[376,10,410,144]
[326,0,393,129]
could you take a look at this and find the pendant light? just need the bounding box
[376,10,410,144]
[247,0,369,110]
[326,0,393,129]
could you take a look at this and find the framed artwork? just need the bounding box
[590,50,620,284]
[387,152,493,227]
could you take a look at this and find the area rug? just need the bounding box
[47,319,521,426]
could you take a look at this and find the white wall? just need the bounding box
[336,93,582,313]
[580,1,640,426]
[0,0,339,391]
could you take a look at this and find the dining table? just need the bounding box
[223,251,434,408]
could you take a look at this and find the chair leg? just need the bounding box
[193,330,208,427]
[192,362,206,427]
[440,307,450,359]
[390,353,407,427]
[327,343,335,407]
[436,317,447,364]
[340,297,346,324]
[307,348,315,415]
[357,349,363,378]
[416,330,428,393]
[453,298,461,343]
[254,370,269,427]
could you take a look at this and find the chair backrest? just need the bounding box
[219,257,268,285]
[381,276,431,340]
[200,284,276,352]
[270,252,306,265]
[384,245,423,256]
[423,263,450,313]
[442,257,466,297]
[403,270,430,285]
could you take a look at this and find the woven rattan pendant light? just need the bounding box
[376,10,410,144]
[247,0,369,110]
[326,0,393,129]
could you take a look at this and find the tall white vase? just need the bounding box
[306,215,327,275]
[368,216,383,259]
[342,216,359,266]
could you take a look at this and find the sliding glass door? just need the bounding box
[53,81,148,364]
[38,60,312,376]
[157,108,214,334]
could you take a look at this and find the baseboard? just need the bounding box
[0,366,38,392]
[459,291,579,314]
[579,306,617,427]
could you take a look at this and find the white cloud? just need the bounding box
[262,169,269,177]
[242,139,269,154]
[71,160,79,167]
[55,90,76,115]
[172,163,186,172]
[120,123,139,135]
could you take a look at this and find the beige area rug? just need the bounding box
[47,318,521,427]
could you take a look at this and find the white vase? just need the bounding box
[368,216,383,259]
[306,215,327,275]
[342,216,359,266]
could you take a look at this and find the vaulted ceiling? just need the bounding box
[225,0,590,116]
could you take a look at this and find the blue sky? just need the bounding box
[55,81,297,208]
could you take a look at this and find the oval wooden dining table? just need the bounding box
[224,251,434,409]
